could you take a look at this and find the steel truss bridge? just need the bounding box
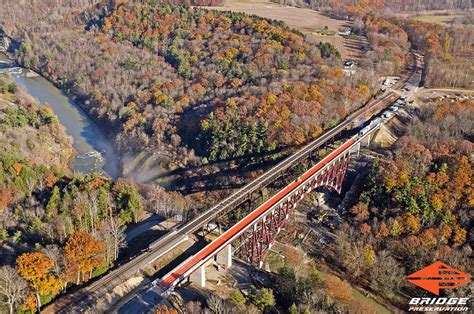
[46,92,400,313]
[158,125,381,290]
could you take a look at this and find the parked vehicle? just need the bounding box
[204,222,218,232]
[382,111,394,121]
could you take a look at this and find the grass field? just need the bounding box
[411,14,464,25]
[390,8,473,26]
[208,0,367,61]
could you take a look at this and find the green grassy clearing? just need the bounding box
[313,29,337,36]
[411,15,463,25]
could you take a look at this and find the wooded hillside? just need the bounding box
[333,99,473,304]
[0,75,191,312]
[0,0,372,173]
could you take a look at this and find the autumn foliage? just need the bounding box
[155,305,179,314]
[1,0,372,168]
[337,99,473,299]
[16,252,62,308]
[65,231,106,284]
[322,274,376,313]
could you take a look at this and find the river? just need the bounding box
[0,53,119,179]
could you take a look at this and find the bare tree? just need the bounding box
[87,189,99,235]
[144,186,188,221]
[0,266,28,314]
[43,244,67,291]
[370,250,404,296]
[186,300,203,314]
[146,187,176,218]
[334,227,366,278]
[109,216,127,261]
[206,294,226,314]
[97,216,127,264]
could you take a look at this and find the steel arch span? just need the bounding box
[234,152,351,267]
[159,132,375,291]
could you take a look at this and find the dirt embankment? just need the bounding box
[372,107,414,147]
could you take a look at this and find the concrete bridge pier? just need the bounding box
[363,134,371,147]
[190,264,206,287]
[351,142,361,156]
[216,244,232,269]
[189,244,232,288]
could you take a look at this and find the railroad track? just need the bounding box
[48,231,186,313]
[178,92,397,235]
[393,51,423,91]
[47,60,418,312]
[48,92,396,313]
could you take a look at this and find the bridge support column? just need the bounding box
[190,264,206,288]
[217,244,232,269]
[352,142,361,156]
[364,134,371,147]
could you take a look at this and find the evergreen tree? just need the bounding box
[46,186,61,221]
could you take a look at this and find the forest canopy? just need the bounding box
[0,74,191,312]
[1,0,372,169]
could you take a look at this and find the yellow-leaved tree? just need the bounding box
[16,252,62,310]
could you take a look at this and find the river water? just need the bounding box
[0,53,119,179]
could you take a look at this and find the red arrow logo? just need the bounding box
[405,261,471,295]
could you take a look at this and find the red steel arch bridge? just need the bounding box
[48,92,400,313]
[158,121,384,290]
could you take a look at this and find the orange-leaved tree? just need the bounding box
[155,305,178,314]
[21,293,37,313]
[16,252,62,310]
[65,231,105,284]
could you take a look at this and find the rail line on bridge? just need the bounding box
[179,91,398,235]
[45,92,399,313]
[43,46,422,314]
[158,125,382,290]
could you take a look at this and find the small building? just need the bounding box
[338,28,351,36]
[382,76,400,87]
[343,60,354,69]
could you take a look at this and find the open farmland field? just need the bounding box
[391,9,474,26]
[411,14,465,25]
[208,0,368,61]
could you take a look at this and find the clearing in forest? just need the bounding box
[392,9,473,26]
[411,14,465,25]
